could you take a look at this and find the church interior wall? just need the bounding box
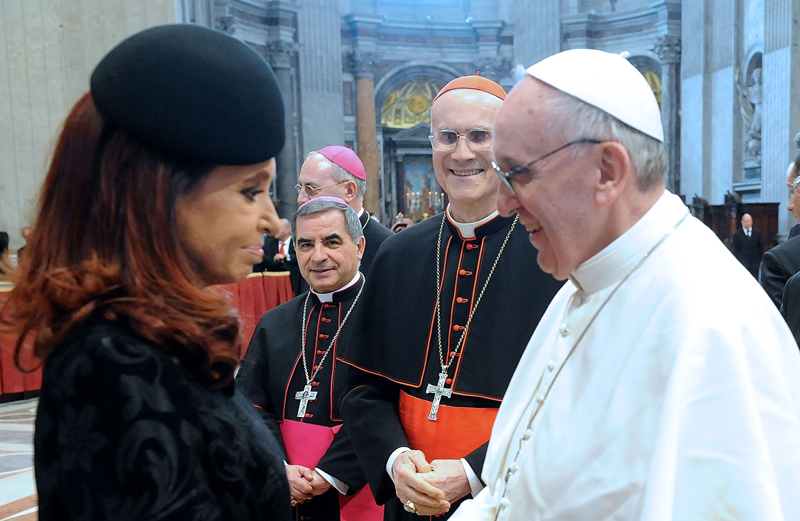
[744,0,764,52]
[0,0,175,251]
[346,0,499,22]
[564,0,653,15]
[762,46,794,233]
[680,74,709,202]
[512,0,560,68]
[710,67,737,205]
[298,0,346,153]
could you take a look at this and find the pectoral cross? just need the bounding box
[295,384,317,418]
[426,370,452,421]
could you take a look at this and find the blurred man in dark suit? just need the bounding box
[731,213,763,277]
[254,217,302,296]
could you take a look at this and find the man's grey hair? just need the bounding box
[291,199,364,244]
[307,151,367,199]
[545,91,668,191]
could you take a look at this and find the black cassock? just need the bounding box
[359,211,393,277]
[238,278,371,521]
[337,213,563,521]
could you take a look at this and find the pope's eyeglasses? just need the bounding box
[492,138,603,195]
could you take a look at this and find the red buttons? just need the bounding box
[316,350,325,355]
[445,378,453,385]
[319,333,329,339]
[304,413,312,419]
[466,243,477,250]
[453,351,461,357]
[458,269,473,276]
[456,297,469,304]
[313,365,319,371]
[453,325,463,331]
[311,381,320,387]
[321,317,332,322]
[323,303,335,309]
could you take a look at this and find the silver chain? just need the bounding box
[435,214,519,372]
[300,281,365,385]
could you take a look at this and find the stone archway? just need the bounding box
[375,63,461,220]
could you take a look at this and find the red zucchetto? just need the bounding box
[432,75,507,105]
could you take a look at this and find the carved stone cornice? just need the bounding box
[471,57,509,82]
[350,51,382,78]
[267,40,298,70]
[215,15,234,35]
[652,35,681,65]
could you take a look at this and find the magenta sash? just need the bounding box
[280,419,383,521]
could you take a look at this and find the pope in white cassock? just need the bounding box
[449,49,800,521]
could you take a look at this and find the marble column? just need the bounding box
[653,35,682,195]
[268,40,301,219]
[351,51,382,219]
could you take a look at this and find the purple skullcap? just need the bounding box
[317,146,367,180]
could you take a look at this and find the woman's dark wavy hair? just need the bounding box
[2,92,242,386]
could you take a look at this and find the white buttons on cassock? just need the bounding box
[522,429,531,440]
[546,360,555,371]
[499,498,510,509]
[559,323,569,336]
[535,394,544,404]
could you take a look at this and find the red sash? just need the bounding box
[398,391,498,461]
[280,419,383,521]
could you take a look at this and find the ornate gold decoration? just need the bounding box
[381,79,442,129]
[640,69,662,108]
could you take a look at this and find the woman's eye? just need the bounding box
[242,187,265,201]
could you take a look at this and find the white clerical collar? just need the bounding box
[570,190,688,294]
[357,207,365,218]
[445,205,499,239]
[311,272,361,303]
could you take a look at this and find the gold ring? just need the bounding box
[403,499,417,514]
[290,496,299,507]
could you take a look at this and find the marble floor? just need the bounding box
[0,399,37,520]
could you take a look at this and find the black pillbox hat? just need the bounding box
[90,24,285,166]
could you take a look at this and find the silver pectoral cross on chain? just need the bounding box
[426,369,453,421]
[295,384,318,418]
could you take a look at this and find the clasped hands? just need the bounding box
[392,450,471,516]
[286,464,332,505]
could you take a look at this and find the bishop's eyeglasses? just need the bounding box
[492,138,603,195]
[294,180,347,197]
[428,129,493,152]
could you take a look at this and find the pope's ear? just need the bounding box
[595,141,632,206]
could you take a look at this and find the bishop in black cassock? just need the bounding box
[238,198,382,521]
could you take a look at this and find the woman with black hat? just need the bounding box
[3,24,291,520]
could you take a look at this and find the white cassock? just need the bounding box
[451,191,800,521]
